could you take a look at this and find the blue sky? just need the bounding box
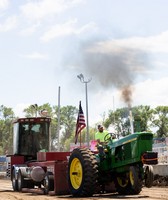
[0,0,168,125]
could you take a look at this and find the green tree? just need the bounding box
[23,104,38,117]
[23,103,53,117]
[132,105,153,132]
[152,106,168,137]
[104,105,153,136]
[59,106,78,151]
[38,103,53,117]
[2,103,168,154]
[104,107,131,136]
[0,105,15,154]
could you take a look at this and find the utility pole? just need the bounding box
[77,74,92,147]
[57,86,61,151]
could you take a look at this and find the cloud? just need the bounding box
[20,52,49,60]
[40,19,77,42]
[0,0,9,10]
[20,0,84,21]
[133,77,168,107]
[90,31,168,54]
[76,22,98,35]
[19,23,40,36]
[0,15,18,32]
[40,19,97,42]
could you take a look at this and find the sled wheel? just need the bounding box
[44,171,54,194]
[144,165,154,188]
[12,168,18,191]
[68,148,98,197]
[17,169,26,192]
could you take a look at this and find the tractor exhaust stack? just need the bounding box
[129,109,134,134]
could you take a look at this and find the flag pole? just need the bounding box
[80,132,81,147]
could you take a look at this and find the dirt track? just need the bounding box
[1,178,168,200]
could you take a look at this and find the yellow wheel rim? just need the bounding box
[117,176,129,187]
[129,170,134,185]
[70,158,83,189]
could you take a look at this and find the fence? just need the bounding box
[0,156,6,174]
[153,138,168,164]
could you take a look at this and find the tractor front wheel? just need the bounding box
[129,166,142,194]
[68,148,98,197]
[115,165,142,195]
[115,172,130,195]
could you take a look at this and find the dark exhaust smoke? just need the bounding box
[121,85,134,108]
[74,43,148,106]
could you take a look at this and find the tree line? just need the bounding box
[0,104,168,155]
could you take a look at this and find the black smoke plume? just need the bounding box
[74,42,148,106]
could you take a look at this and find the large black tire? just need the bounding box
[68,148,98,197]
[12,168,18,191]
[144,165,154,188]
[44,171,54,194]
[129,166,143,194]
[115,165,142,195]
[17,169,25,192]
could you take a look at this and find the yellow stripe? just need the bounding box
[122,137,137,145]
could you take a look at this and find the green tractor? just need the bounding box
[68,132,158,197]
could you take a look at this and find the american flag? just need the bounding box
[75,101,86,144]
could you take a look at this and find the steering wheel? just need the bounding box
[104,133,116,143]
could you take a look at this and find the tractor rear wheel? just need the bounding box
[68,148,98,197]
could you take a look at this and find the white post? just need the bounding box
[129,109,134,134]
[85,82,90,147]
[57,86,61,151]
